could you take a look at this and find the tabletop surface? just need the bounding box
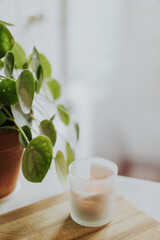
[0,192,160,240]
[0,168,160,222]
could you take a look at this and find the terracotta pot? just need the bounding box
[0,130,23,198]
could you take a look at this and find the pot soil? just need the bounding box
[0,130,23,199]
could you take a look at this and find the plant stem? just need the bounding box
[32,117,39,128]
[50,114,56,121]
[1,106,13,119]
[30,127,39,135]
[33,100,50,119]
[39,93,57,106]
[32,116,40,123]
[14,122,29,145]
[2,106,29,145]
[6,117,14,122]
[57,130,68,143]
[0,75,16,82]
[0,126,18,131]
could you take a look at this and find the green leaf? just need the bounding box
[4,51,14,78]
[28,54,32,67]
[55,151,67,187]
[57,104,70,125]
[32,47,40,73]
[17,70,35,114]
[22,62,28,69]
[74,122,80,141]
[11,42,26,68]
[39,54,52,79]
[28,53,51,79]
[47,79,61,100]
[0,110,7,126]
[19,125,32,148]
[50,114,55,121]
[39,120,57,147]
[0,20,15,26]
[0,78,18,105]
[0,60,4,70]
[0,23,15,59]
[66,142,75,169]
[35,64,43,93]
[11,103,32,127]
[22,136,53,182]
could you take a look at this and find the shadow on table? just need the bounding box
[52,215,105,240]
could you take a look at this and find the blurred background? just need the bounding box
[1,0,160,181]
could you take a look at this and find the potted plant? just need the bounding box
[0,20,79,198]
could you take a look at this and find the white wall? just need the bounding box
[0,0,65,81]
[1,0,160,164]
[65,0,160,164]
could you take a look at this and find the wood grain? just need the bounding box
[0,192,159,240]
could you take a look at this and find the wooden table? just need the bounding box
[0,192,160,239]
[0,171,160,239]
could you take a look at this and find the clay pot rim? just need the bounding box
[0,129,18,136]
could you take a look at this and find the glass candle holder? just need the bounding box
[69,157,118,227]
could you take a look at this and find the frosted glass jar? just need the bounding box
[69,157,118,227]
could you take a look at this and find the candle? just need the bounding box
[69,158,118,227]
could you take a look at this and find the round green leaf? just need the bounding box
[11,42,26,68]
[0,60,4,70]
[17,70,35,114]
[19,125,32,148]
[55,151,67,187]
[4,51,14,78]
[22,136,53,182]
[11,103,32,127]
[74,122,80,141]
[47,79,61,100]
[0,78,18,105]
[66,142,75,171]
[39,119,57,147]
[36,64,43,93]
[0,23,15,59]
[57,104,70,125]
[0,110,6,126]
[39,54,52,79]
[66,142,75,169]
[32,47,40,73]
